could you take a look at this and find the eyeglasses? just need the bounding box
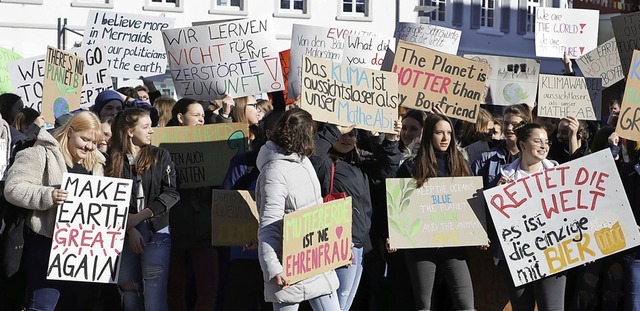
[529,138,551,146]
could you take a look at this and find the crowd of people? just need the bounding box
[0,66,637,311]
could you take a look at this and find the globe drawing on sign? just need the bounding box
[502,83,528,104]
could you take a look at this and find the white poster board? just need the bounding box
[82,10,175,79]
[47,173,133,283]
[483,150,640,287]
[535,8,599,59]
[343,33,394,70]
[394,22,461,55]
[162,18,283,100]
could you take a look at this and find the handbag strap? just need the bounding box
[329,162,335,194]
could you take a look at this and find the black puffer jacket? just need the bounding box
[311,124,400,254]
[120,145,180,233]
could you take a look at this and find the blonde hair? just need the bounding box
[53,111,104,171]
[231,96,255,123]
[153,95,176,127]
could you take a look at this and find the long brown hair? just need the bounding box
[106,108,156,177]
[413,114,470,188]
[270,108,315,157]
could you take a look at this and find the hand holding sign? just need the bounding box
[52,189,68,205]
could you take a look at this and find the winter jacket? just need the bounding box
[547,139,591,164]
[471,142,518,189]
[118,145,179,233]
[311,124,400,253]
[4,129,105,238]
[170,186,211,249]
[256,141,339,303]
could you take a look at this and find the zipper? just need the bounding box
[166,165,171,187]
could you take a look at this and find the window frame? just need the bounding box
[143,0,184,13]
[0,0,43,4]
[336,0,372,22]
[209,0,249,16]
[71,0,114,9]
[525,0,549,39]
[419,0,447,23]
[274,0,311,19]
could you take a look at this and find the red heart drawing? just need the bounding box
[336,226,343,239]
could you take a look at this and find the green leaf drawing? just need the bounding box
[388,217,402,235]
[387,179,417,246]
[409,218,422,238]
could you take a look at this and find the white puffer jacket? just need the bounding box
[256,141,339,304]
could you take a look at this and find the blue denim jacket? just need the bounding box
[471,146,509,190]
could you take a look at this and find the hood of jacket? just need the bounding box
[257,141,304,172]
[499,157,558,180]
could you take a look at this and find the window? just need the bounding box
[274,0,310,18]
[419,0,446,22]
[71,0,114,8]
[527,0,548,34]
[0,0,43,4]
[337,0,372,21]
[143,0,184,12]
[480,0,496,28]
[210,0,248,16]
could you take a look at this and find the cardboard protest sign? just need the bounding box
[612,13,640,76]
[535,8,599,59]
[394,22,461,55]
[585,77,603,120]
[464,54,540,106]
[83,10,175,79]
[151,123,248,188]
[42,46,84,124]
[537,74,597,120]
[0,47,21,94]
[386,177,487,249]
[282,197,352,284]
[300,55,398,133]
[8,46,112,112]
[162,18,284,100]
[616,50,640,141]
[277,49,295,106]
[289,24,364,98]
[343,33,394,70]
[7,55,44,111]
[576,38,623,87]
[393,40,489,123]
[47,173,133,283]
[483,149,640,287]
[211,190,258,246]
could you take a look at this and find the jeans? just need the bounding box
[404,247,474,311]
[272,292,340,311]
[335,247,364,311]
[168,247,219,311]
[625,255,640,311]
[498,260,566,311]
[118,228,171,311]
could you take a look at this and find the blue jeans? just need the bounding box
[272,292,340,311]
[625,255,640,311]
[118,228,171,311]
[335,247,364,311]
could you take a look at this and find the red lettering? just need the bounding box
[590,191,605,210]
[559,190,575,212]
[556,166,570,186]
[504,181,526,208]
[531,171,545,192]
[490,194,516,219]
[68,228,80,247]
[544,168,557,189]
[575,167,589,185]
[595,172,609,191]
[542,194,559,219]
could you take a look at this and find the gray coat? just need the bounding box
[4,129,105,238]
[256,141,339,304]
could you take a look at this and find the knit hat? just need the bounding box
[92,90,123,115]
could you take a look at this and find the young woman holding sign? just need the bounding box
[394,113,476,311]
[256,108,340,311]
[164,98,219,311]
[495,122,564,311]
[106,108,179,311]
[4,111,106,310]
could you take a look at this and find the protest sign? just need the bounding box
[612,13,640,76]
[47,173,132,283]
[277,49,295,106]
[162,18,283,100]
[464,54,540,106]
[394,22,461,55]
[42,46,84,124]
[393,40,489,123]
[616,50,640,141]
[83,10,175,79]
[151,123,248,188]
[282,197,352,284]
[483,149,640,287]
[537,74,597,120]
[576,38,623,88]
[343,33,394,70]
[211,190,258,246]
[386,177,487,249]
[535,8,599,59]
[0,47,21,94]
[300,55,398,133]
[585,77,603,120]
[8,45,112,112]
[289,25,374,98]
